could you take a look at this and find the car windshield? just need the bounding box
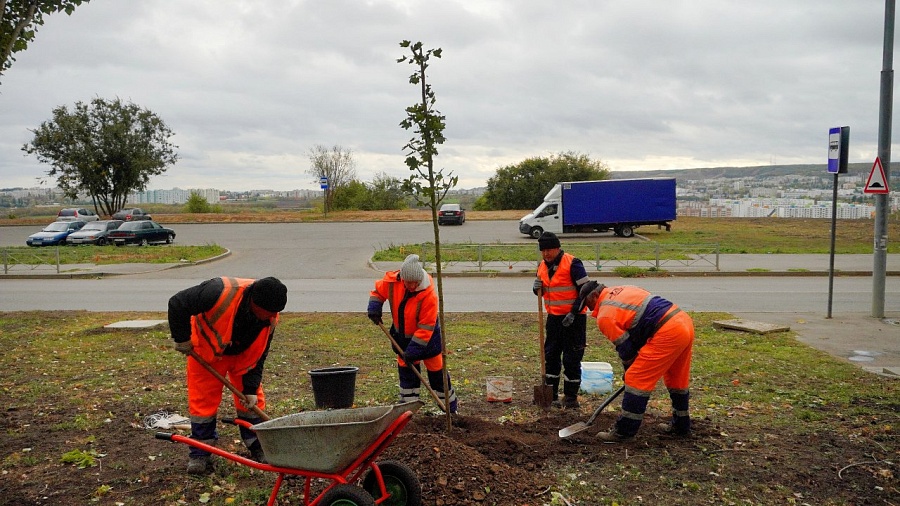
[118,222,143,231]
[43,222,69,232]
[81,223,105,231]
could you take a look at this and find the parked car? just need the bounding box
[438,203,466,225]
[111,208,152,221]
[57,208,99,222]
[26,221,86,246]
[108,220,175,246]
[66,220,124,246]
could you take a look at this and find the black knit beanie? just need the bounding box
[251,277,288,312]
[538,231,561,250]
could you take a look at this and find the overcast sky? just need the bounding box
[0,1,894,192]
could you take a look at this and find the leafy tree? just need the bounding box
[330,179,368,210]
[331,173,408,211]
[184,191,212,213]
[22,97,178,217]
[367,171,407,210]
[398,39,453,430]
[1,0,90,84]
[307,144,356,213]
[480,151,610,210]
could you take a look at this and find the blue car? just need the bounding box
[26,221,86,247]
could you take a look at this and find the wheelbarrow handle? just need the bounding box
[188,350,271,421]
[377,322,448,413]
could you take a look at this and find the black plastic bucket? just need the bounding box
[308,366,359,409]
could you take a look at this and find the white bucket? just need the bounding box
[485,376,513,403]
[580,362,613,394]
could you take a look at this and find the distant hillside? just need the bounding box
[609,163,880,180]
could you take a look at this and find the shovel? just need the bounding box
[558,385,625,438]
[533,288,554,409]
[188,350,271,421]
[377,322,448,413]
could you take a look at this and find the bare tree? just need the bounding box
[306,145,356,213]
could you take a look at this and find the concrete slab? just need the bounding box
[712,319,791,334]
[104,320,168,330]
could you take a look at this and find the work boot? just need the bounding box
[656,422,691,438]
[187,455,214,475]
[550,397,562,409]
[248,442,267,464]
[596,428,634,443]
[562,395,580,409]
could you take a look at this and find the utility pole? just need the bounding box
[873,0,895,318]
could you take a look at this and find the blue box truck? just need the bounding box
[518,178,676,238]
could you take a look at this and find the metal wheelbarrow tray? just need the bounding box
[253,401,421,473]
[155,400,424,506]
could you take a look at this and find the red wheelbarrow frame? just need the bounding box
[155,410,415,506]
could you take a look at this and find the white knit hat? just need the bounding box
[399,254,425,283]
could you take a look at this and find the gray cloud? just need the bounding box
[0,0,891,191]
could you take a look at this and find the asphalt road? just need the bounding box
[2,221,898,314]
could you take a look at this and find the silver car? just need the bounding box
[67,220,124,246]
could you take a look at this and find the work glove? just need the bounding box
[241,394,259,410]
[173,340,193,355]
[533,279,543,295]
[561,312,575,327]
[367,310,383,325]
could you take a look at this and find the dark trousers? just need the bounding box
[544,313,587,398]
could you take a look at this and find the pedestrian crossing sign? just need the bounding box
[864,157,890,194]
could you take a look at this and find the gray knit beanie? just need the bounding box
[399,254,425,283]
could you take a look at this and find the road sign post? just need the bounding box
[826,126,849,318]
[320,177,329,217]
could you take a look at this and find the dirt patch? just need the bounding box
[1,395,895,505]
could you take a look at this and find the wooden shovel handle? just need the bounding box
[537,287,547,379]
[377,322,448,413]
[188,350,271,421]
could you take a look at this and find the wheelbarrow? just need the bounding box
[155,400,424,506]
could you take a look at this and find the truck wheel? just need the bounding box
[619,225,634,238]
[529,227,544,239]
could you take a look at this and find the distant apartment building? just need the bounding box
[680,198,876,219]
[127,188,220,204]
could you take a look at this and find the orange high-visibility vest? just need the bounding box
[190,277,277,375]
[369,271,438,348]
[591,285,678,347]
[538,253,582,316]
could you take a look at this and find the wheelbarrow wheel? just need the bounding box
[363,460,422,506]
[319,484,375,506]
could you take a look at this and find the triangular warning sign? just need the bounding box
[864,157,890,194]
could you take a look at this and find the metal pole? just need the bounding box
[827,173,839,318]
[873,0,895,318]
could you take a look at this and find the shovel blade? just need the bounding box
[533,384,554,410]
[558,421,590,439]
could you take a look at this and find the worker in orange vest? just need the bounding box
[578,280,695,441]
[533,232,593,409]
[368,254,458,413]
[169,276,288,475]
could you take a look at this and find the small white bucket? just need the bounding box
[581,362,613,394]
[485,376,513,403]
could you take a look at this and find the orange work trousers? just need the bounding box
[623,310,694,392]
[187,354,266,420]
